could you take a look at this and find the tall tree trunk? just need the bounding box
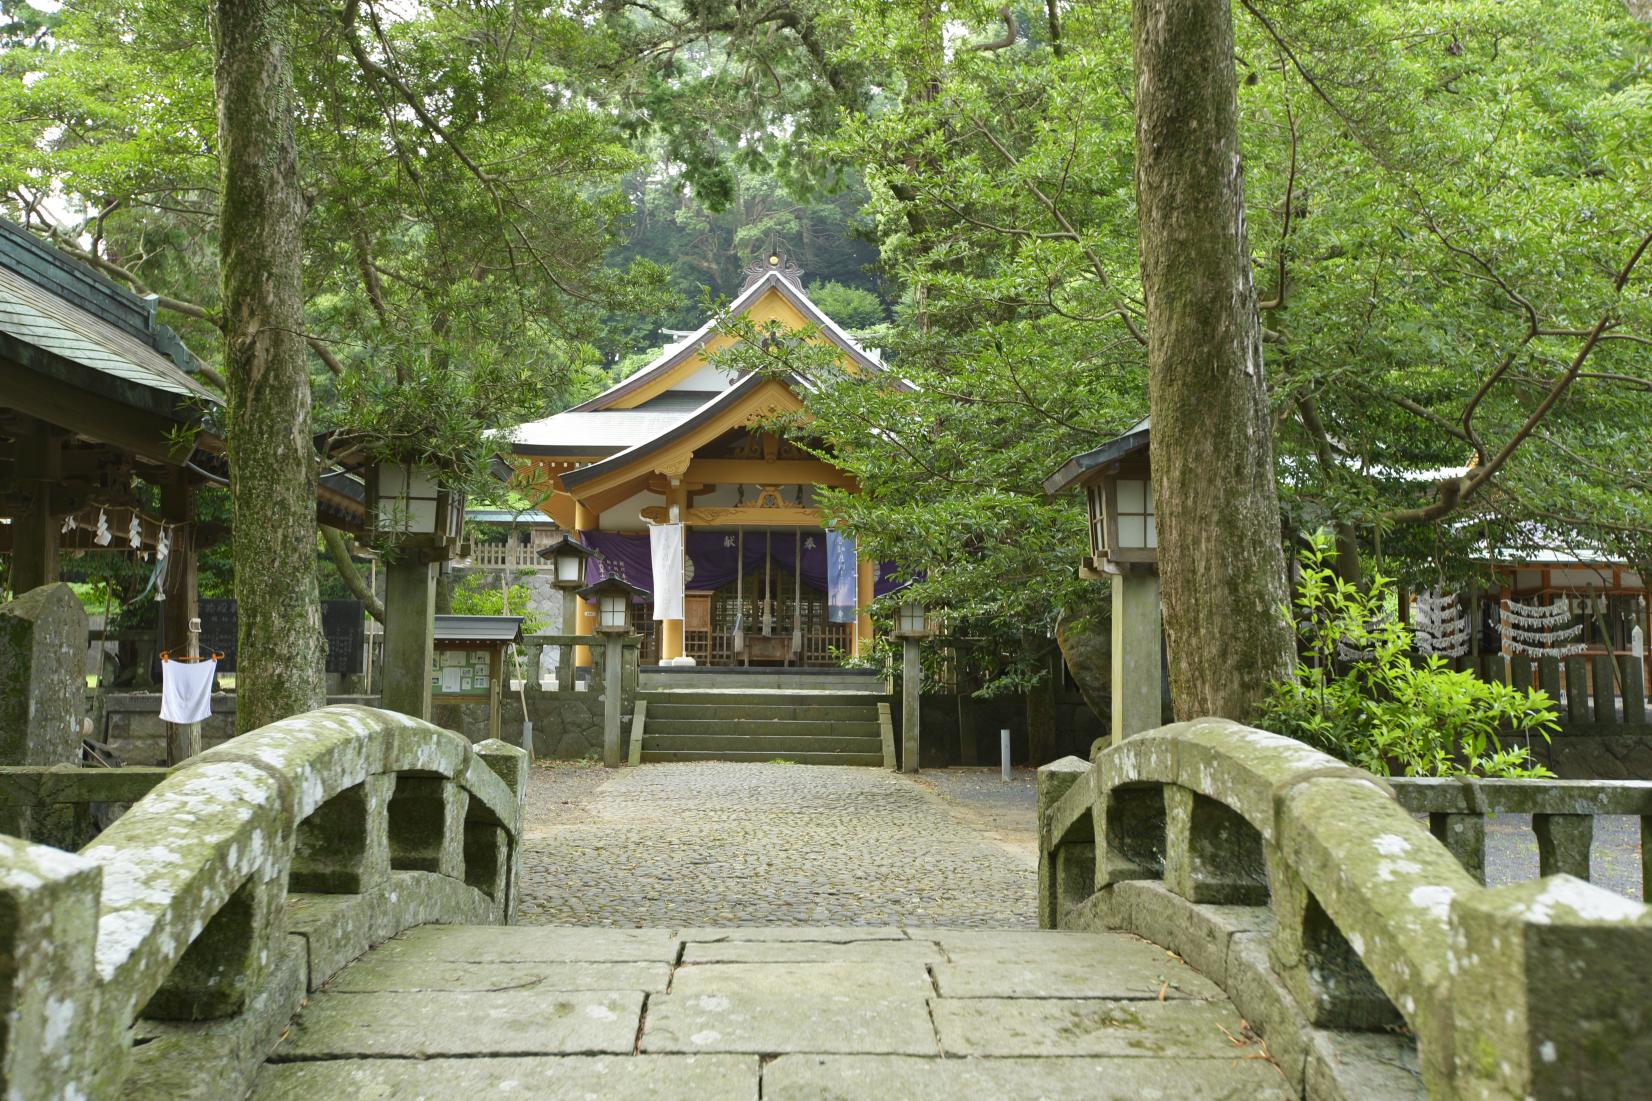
[1132,0,1294,722]
[214,0,324,732]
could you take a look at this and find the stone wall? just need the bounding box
[1529,729,1652,779]
[97,693,379,765]
[456,685,633,761]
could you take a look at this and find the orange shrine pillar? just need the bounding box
[574,499,596,668]
[855,554,875,658]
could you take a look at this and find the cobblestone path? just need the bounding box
[518,762,1039,927]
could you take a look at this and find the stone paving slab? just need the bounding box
[931,938,1224,1001]
[677,925,912,942]
[366,923,678,962]
[905,927,1135,955]
[272,989,645,1058]
[763,1054,1295,1100]
[932,996,1254,1058]
[327,956,672,993]
[643,993,939,1055]
[669,961,935,997]
[262,926,1302,1097]
[682,939,943,964]
[251,1055,759,1100]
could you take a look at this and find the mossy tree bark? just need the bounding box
[1132,0,1295,722]
[213,0,325,732]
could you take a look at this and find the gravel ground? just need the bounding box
[519,761,1038,927]
[517,761,1643,929]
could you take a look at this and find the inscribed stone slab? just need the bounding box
[931,996,1254,1058]
[642,993,937,1055]
[762,1054,1295,1101]
[274,989,644,1058]
[251,1055,759,1101]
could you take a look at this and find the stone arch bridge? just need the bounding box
[1,707,1647,1098]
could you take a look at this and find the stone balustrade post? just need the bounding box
[0,836,114,1099]
[386,776,469,877]
[1449,876,1652,1098]
[1035,757,1091,929]
[1532,813,1593,879]
[1428,812,1487,885]
[1262,839,1402,1031]
[1162,786,1267,904]
[474,738,528,921]
[291,774,395,893]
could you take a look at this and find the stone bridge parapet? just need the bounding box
[1039,718,1652,1100]
[0,704,527,1101]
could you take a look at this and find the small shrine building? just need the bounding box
[508,256,896,667]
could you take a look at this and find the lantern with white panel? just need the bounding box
[370,460,465,544]
[1045,417,1163,745]
[539,530,597,590]
[370,460,465,723]
[895,600,931,639]
[890,590,933,774]
[577,575,649,768]
[533,531,596,690]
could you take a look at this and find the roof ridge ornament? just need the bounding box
[739,251,804,292]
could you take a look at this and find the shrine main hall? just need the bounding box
[508,256,896,668]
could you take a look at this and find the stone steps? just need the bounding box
[640,669,889,692]
[645,702,881,722]
[642,733,885,755]
[638,748,887,765]
[637,686,890,767]
[645,718,882,739]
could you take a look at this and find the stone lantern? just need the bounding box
[538,532,597,685]
[539,530,596,590]
[578,575,647,768]
[581,576,647,634]
[890,590,933,774]
[1045,417,1163,745]
[370,459,464,723]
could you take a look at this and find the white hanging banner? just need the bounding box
[650,522,685,621]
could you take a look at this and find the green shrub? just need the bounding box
[1262,533,1556,778]
[450,573,548,635]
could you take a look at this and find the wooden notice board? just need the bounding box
[431,643,505,741]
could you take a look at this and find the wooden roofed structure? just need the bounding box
[508,254,892,668]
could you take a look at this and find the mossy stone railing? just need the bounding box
[1039,719,1652,1101]
[0,704,527,1101]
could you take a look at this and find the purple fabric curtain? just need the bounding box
[582,529,900,601]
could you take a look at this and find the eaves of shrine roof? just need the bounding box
[508,406,702,458]
[0,219,218,421]
[559,372,799,491]
[567,269,882,413]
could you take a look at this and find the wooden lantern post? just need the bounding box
[1045,419,1163,745]
[893,598,933,773]
[371,460,464,721]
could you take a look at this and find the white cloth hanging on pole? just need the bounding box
[160,657,217,723]
[649,522,685,621]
